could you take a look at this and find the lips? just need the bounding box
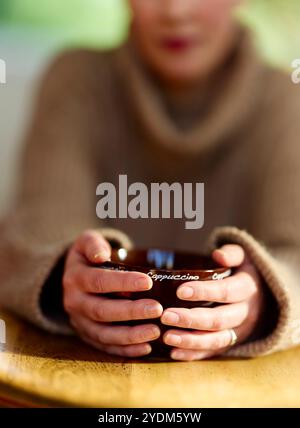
[161,37,194,52]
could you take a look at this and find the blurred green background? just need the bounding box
[0,0,300,215]
[0,0,300,67]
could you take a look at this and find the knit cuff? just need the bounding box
[206,226,295,357]
[5,239,75,335]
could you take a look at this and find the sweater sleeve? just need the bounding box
[0,51,132,334]
[207,227,300,357]
[206,94,300,357]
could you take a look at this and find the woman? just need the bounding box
[0,0,300,361]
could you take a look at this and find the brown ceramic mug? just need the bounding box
[99,248,231,358]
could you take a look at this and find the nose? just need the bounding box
[160,0,194,23]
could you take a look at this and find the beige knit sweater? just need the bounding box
[1,29,300,357]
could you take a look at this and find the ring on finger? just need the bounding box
[228,328,238,347]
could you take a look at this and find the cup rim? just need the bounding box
[102,247,231,275]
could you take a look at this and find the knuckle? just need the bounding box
[91,301,105,321]
[93,272,105,293]
[127,301,139,320]
[123,301,136,320]
[219,284,230,302]
[127,331,138,345]
[211,315,224,330]
[129,328,146,344]
[188,309,201,329]
[191,308,208,329]
[121,272,133,291]
[194,285,207,301]
[183,335,194,348]
[186,314,194,329]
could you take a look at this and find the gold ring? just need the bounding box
[229,329,238,347]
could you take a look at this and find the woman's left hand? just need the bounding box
[161,244,266,361]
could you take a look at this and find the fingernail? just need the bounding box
[144,304,160,318]
[162,311,179,325]
[142,344,152,355]
[178,286,194,299]
[171,350,185,360]
[134,277,152,291]
[165,334,182,346]
[93,250,110,261]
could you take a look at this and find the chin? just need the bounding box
[158,63,210,86]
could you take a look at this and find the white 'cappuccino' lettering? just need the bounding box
[147,272,200,282]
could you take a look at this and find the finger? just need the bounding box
[75,229,111,263]
[77,294,163,322]
[78,264,152,293]
[161,302,249,331]
[163,329,235,350]
[170,348,222,361]
[83,336,152,358]
[212,244,246,267]
[177,269,257,303]
[71,315,160,345]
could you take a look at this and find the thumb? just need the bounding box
[212,244,246,268]
[76,229,111,264]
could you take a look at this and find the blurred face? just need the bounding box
[129,0,241,87]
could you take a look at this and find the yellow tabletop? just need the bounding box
[0,309,299,408]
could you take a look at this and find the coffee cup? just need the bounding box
[99,248,231,358]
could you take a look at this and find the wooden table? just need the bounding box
[0,309,299,408]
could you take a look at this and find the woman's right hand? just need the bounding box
[63,230,163,357]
